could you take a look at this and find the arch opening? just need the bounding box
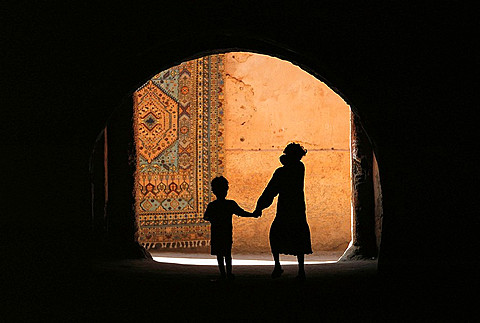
[90,51,382,265]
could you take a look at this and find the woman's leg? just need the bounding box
[271,251,284,278]
[273,252,281,269]
[297,254,306,279]
[216,255,226,278]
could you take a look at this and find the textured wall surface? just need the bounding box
[373,154,383,249]
[222,53,352,253]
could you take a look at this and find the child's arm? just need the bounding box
[203,203,213,222]
[232,201,259,218]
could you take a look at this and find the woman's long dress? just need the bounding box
[256,160,312,256]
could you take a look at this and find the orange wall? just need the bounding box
[223,52,352,253]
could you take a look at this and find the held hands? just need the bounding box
[253,209,262,218]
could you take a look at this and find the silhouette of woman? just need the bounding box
[254,143,312,280]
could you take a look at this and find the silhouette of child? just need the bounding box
[204,176,260,280]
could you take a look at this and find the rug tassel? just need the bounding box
[143,240,211,248]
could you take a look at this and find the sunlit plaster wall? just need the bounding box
[223,52,351,253]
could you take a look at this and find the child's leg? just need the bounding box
[225,251,232,276]
[216,255,226,278]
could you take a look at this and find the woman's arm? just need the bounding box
[255,168,281,212]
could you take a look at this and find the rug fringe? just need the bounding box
[142,240,210,249]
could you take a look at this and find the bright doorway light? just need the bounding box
[152,256,337,266]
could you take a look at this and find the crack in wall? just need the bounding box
[225,73,256,99]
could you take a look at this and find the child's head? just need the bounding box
[211,176,229,199]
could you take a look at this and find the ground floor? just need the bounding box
[3,254,472,322]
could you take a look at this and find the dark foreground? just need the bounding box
[2,258,474,322]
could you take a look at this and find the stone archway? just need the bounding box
[340,113,382,260]
[91,51,382,260]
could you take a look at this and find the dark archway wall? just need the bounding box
[2,2,476,280]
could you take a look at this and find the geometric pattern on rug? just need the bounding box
[134,55,225,248]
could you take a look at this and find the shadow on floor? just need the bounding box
[3,256,472,322]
